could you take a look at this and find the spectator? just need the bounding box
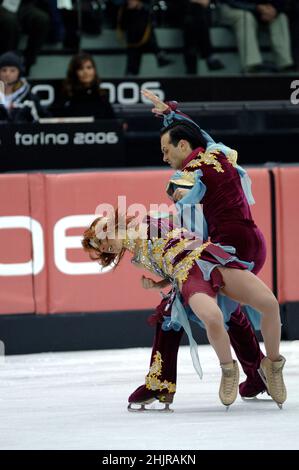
[0,51,49,122]
[60,52,115,119]
[55,0,104,51]
[218,0,294,73]
[286,0,299,71]
[182,0,224,74]
[0,0,50,74]
[117,0,172,75]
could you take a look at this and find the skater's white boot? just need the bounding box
[219,360,239,409]
[259,355,287,408]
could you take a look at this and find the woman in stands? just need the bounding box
[81,211,287,410]
[60,52,115,119]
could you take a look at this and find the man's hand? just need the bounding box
[141,275,170,290]
[190,0,210,7]
[141,89,169,115]
[127,0,143,9]
[257,4,277,22]
[141,275,159,289]
[172,188,191,202]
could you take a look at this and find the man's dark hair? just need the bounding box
[160,121,207,150]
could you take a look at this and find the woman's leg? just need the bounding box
[218,268,286,406]
[188,293,232,364]
[218,268,280,361]
[188,292,239,406]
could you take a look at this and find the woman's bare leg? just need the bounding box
[188,293,233,364]
[188,292,239,406]
[218,268,281,361]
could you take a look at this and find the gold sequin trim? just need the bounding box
[123,235,138,252]
[184,149,224,173]
[145,351,176,393]
[165,227,188,242]
[172,241,212,283]
[136,239,162,276]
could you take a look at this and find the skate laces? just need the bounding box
[222,364,237,394]
[268,360,284,389]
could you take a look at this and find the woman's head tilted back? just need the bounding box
[81,211,134,268]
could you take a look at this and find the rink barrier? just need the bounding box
[0,310,210,355]
[0,165,298,352]
[273,166,299,303]
[272,166,299,340]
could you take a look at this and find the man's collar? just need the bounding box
[181,146,205,169]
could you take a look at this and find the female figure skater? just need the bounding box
[82,212,286,410]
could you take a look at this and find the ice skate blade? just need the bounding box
[127,403,174,413]
[241,396,259,401]
[241,396,273,402]
[241,395,272,402]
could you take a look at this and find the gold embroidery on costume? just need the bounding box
[145,352,176,393]
[184,149,224,173]
[183,147,239,174]
[159,229,212,282]
[172,241,212,283]
[137,240,161,276]
[123,235,138,252]
[164,228,186,241]
[124,227,213,287]
[150,238,166,269]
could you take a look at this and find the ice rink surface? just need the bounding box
[0,341,298,450]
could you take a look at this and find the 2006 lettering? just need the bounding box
[73,132,118,145]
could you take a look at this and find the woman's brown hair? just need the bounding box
[63,52,101,98]
[81,211,135,269]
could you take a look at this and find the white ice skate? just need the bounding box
[258,355,287,409]
[219,360,239,410]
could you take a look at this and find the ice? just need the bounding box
[0,341,298,450]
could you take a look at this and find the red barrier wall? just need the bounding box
[45,170,174,313]
[274,167,299,303]
[247,168,273,290]
[0,168,274,314]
